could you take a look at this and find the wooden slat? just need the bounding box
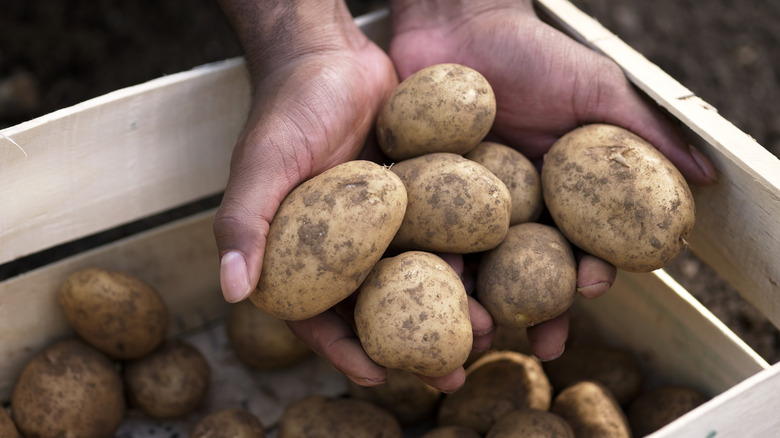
[535,0,780,329]
[0,210,226,402]
[0,58,250,265]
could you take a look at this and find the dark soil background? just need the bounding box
[1,1,778,362]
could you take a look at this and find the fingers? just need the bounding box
[469,297,495,353]
[576,254,617,299]
[526,312,569,361]
[416,367,467,394]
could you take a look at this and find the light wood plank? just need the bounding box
[535,0,780,328]
[0,58,250,265]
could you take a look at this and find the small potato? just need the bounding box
[477,223,577,328]
[391,153,511,253]
[226,300,312,370]
[486,409,574,438]
[277,395,403,438]
[355,251,472,377]
[348,368,442,426]
[250,160,407,321]
[190,408,265,438]
[551,381,631,438]
[438,351,552,435]
[542,124,695,272]
[465,141,543,225]
[124,340,210,419]
[543,344,643,406]
[0,408,19,438]
[377,63,496,161]
[11,338,125,438]
[58,267,169,360]
[628,385,707,436]
[421,426,481,438]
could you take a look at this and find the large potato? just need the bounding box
[58,267,169,360]
[465,141,543,225]
[277,395,403,438]
[390,153,511,253]
[250,160,407,320]
[550,381,631,438]
[477,223,577,328]
[438,351,552,435]
[542,124,695,272]
[486,409,574,438]
[11,338,125,438]
[348,368,442,426]
[355,251,472,377]
[376,63,496,160]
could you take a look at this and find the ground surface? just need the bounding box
[1,0,778,362]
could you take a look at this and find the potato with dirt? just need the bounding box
[190,408,265,438]
[250,160,407,320]
[551,380,631,438]
[376,63,496,161]
[542,123,695,272]
[486,408,574,438]
[277,395,403,438]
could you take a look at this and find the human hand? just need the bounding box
[388,0,716,360]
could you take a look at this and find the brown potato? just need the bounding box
[477,223,577,328]
[10,338,125,438]
[58,267,169,360]
[551,381,631,438]
[390,153,511,253]
[190,408,265,438]
[376,63,496,161]
[541,123,695,272]
[355,251,472,377]
[486,409,574,438]
[348,368,442,426]
[421,426,481,438]
[543,344,644,406]
[438,351,552,435]
[628,385,707,436]
[226,300,312,370]
[277,395,403,438]
[250,160,407,321]
[0,408,19,438]
[465,141,543,225]
[123,340,210,419]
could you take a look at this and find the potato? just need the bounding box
[465,141,543,224]
[123,340,210,419]
[58,267,169,360]
[543,344,643,406]
[355,251,472,377]
[226,300,312,370]
[277,395,403,438]
[438,351,552,435]
[348,368,441,426]
[376,63,496,161]
[542,123,695,272]
[390,153,511,253]
[627,385,707,436]
[250,160,407,321]
[190,408,265,438]
[10,338,125,437]
[486,409,574,438]
[550,381,631,438]
[477,223,577,328]
[0,408,19,438]
[421,426,481,438]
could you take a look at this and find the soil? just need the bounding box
[1,0,778,364]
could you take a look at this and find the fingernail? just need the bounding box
[689,144,717,182]
[220,251,251,303]
[540,344,565,362]
[577,281,612,299]
[348,376,386,386]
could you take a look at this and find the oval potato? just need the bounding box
[542,124,695,272]
[486,409,574,438]
[190,409,265,438]
[551,381,631,438]
[377,63,496,160]
[277,395,403,438]
[250,160,407,320]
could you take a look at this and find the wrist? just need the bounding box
[390,0,533,34]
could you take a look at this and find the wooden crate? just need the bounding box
[1,2,779,436]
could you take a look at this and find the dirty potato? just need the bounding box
[551,381,631,438]
[421,426,481,438]
[376,63,496,160]
[277,395,403,438]
[250,160,407,320]
[542,124,696,272]
[190,408,265,438]
[486,409,574,438]
[627,385,707,436]
[390,153,511,253]
[355,251,472,377]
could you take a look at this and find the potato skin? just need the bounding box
[477,223,577,328]
[377,63,496,161]
[11,338,125,438]
[226,300,312,370]
[190,408,265,438]
[627,385,707,436]
[0,408,19,438]
[486,409,574,438]
[391,153,511,253]
[550,381,631,438]
[123,340,210,419]
[421,426,481,438]
[277,395,403,438]
[542,124,695,272]
[58,267,169,360]
[250,160,407,321]
[355,251,472,377]
[465,141,543,225]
